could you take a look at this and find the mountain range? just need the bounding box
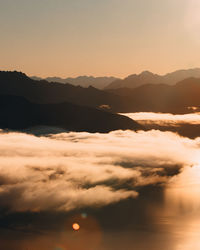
[31,75,119,89]
[0,71,121,110]
[1,70,200,116]
[31,68,200,90]
[105,68,200,89]
[106,78,200,113]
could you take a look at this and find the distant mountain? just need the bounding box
[0,95,141,132]
[105,71,162,89]
[105,68,200,89]
[31,75,119,89]
[164,68,200,84]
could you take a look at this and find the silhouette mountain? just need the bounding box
[0,95,141,132]
[31,75,119,89]
[106,77,200,113]
[105,68,200,89]
[0,71,122,111]
[2,71,200,114]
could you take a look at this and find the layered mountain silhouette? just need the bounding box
[106,77,200,113]
[105,68,200,89]
[31,75,119,89]
[1,71,200,114]
[0,71,122,109]
[0,95,141,132]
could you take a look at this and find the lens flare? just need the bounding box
[81,212,88,219]
[72,223,80,231]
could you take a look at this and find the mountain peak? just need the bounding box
[140,70,155,76]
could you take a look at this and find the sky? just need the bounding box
[0,0,200,78]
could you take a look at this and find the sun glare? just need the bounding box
[185,0,200,42]
[72,223,80,231]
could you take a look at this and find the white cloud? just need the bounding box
[0,127,200,213]
[124,112,200,126]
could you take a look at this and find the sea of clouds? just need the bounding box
[0,124,200,213]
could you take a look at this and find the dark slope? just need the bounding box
[0,95,141,132]
[0,71,122,112]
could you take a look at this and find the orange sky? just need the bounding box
[0,0,200,78]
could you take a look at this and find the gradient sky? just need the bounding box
[0,0,200,78]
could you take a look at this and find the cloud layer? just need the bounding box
[0,126,200,213]
[124,112,200,126]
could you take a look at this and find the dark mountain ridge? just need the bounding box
[0,71,122,111]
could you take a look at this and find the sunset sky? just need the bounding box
[1,0,200,77]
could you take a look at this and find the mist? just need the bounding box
[0,125,200,213]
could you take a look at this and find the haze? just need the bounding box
[1,0,200,78]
